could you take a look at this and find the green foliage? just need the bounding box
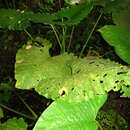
[65,0,130,12]
[33,94,107,130]
[14,38,130,129]
[0,0,130,129]
[53,1,93,25]
[99,5,130,64]
[99,25,130,64]
[0,82,12,102]
[97,110,128,130]
[0,9,33,30]
[0,2,93,30]
[0,117,27,130]
[112,6,130,29]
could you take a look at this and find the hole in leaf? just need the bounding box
[71,88,74,91]
[59,87,67,97]
[60,90,66,96]
[103,73,107,77]
[76,69,80,73]
[100,80,103,83]
[115,80,119,83]
[126,85,129,88]
[117,71,127,75]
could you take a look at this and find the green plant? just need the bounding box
[96,109,128,130]
[0,81,14,102]
[99,7,130,64]
[14,39,130,129]
[0,0,130,129]
[0,117,27,130]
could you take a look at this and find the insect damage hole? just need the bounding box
[117,71,128,75]
[59,87,68,97]
[100,80,103,83]
[103,73,107,78]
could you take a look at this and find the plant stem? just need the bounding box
[67,26,75,52]
[59,0,61,8]
[24,29,33,41]
[50,24,62,51]
[12,0,16,9]
[16,94,37,119]
[62,25,66,53]
[59,0,66,53]
[0,103,35,120]
[79,12,103,57]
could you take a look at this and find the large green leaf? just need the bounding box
[33,94,107,130]
[0,117,27,130]
[0,9,33,30]
[99,25,130,64]
[53,1,93,25]
[15,40,130,101]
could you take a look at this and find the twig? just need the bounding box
[80,12,103,57]
[0,103,35,120]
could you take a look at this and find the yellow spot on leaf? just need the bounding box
[16,59,24,64]
[26,45,32,50]
[59,87,68,97]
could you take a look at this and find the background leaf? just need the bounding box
[102,0,130,13]
[0,9,32,30]
[0,117,27,130]
[99,25,130,64]
[112,6,130,29]
[0,3,93,30]
[0,82,12,102]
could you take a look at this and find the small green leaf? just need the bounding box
[0,9,32,30]
[33,94,107,130]
[0,117,27,130]
[99,25,130,64]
